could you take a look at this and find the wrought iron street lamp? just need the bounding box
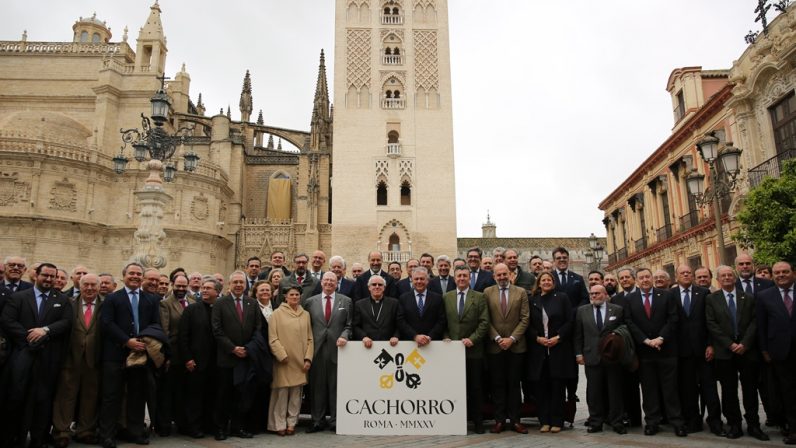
[686,132,743,265]
[586,232,604,271]
[113,76,200,180]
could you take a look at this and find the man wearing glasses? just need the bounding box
[352,276,403,348]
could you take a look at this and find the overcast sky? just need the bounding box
[2,1,761,237]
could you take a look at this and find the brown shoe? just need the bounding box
[276,430,286,436]
[513,423,528,434]
[490,422,504,433]
[286,427,295,436]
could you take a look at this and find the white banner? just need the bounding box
[336,341,467,435]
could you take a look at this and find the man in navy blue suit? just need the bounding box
[757,261,796,445]
[98,262,162,448]
[428,255,456,296]
[551,246,588,403]
[466,247,495,293]
[329,256,355,296]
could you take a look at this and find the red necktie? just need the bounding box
[784,289,793,317]
[324,295,332,323]
[235,298,244,323]
[643,293,652,319]
[179,298,187,309]
[84,301,93,327]
[297,276,304,284]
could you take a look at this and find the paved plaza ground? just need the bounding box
[71,370,782,448]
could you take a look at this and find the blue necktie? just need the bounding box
[595,305,603,332]
[470,272,476,289]
[728,293,738,339]
[458,292,465,319]
[130,290,140,334]
[417,293,424,316]
[38,293,48,319]
[683,289,691,317]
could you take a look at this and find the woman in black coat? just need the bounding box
[244,280,275,434]
[526,271,576,433]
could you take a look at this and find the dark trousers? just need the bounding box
[536,356,566,427]
[585,362,624,427]
[99,362,149,441]
[184,368,216,434]
[156,364,186,432]
[678,355,721,426]
[621,369,642,426]
[309,350,336,427]
[488,351,522,423]
[6,356,57,447]
[465,357,484,426]
[770,345,796,433]
[715,356,760,427]
[761,362,785,425]
[638,356,683,427]
[214,367,247,432]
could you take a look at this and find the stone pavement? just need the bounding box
[71,370,783,448]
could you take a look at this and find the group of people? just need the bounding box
[0,246,794,447]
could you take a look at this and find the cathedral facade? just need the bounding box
[0,3,333,274]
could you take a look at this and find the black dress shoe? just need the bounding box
[473,423,485,434]
[726,425,743,439]
[613,425,627,435]
[587,425,603,433]
[231,429,253,438]
[784,435,796,445]
[644,425,659,436]
[187,430,204,439]
[101,438,116,448]
[156,428,170,437]
[675,426,688,437]
[131,436,149,445]
[214,431,227,441]
[708,421,726,437]
[748,425,770,441]
[329,425,336,432]
[306,425,325,434]
[687,421,703,433]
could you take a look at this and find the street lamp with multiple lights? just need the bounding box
[685,132,743,266]
[585,232,604,271]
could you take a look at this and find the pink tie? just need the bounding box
[325,296,332,323]
[180,299,187,309]
[84,301,93,327]
[235,298,244,323]
[784,289,793,317]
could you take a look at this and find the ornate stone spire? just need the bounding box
[277,138,283,150]
[309,49,332,151]
[226,106,231,119]
[482,211,497,238]
[267,134,275,150]
[196,92,205,116]
[239,70,253,122]
[256,109,264,125]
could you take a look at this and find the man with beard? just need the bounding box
[528,255,544,276]
[279,253,318,304]
[179,278,221,438]
[505,249,535,294]
[1,263,72,448]
[156,274,195,436]
[603,273,619,296]
[353,251,397,301]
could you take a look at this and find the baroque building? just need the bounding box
[331,0,458,265]
[0,3,333,274]
[599,4,796,280]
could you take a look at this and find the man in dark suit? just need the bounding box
[428,255,456,296]
[397,267,446,344]
[1,256,33,315]
[610,267,641,427]
[395,259,419,296]
[179,277,221,439]
[98,262,162,448]
[574,284,625,434]
[257,250,292,281]
[736,253,776,296]
[279,253,318,304]
[419,253,436,279]
[706,265,768,441]
[353,251,397,301]
[305,272,353,433]
[670,264,723,435]
[243,256,261,295]
[624,268,687,437]
[62,265,88,299]
[465,247,495,292]
[52,273,103,447]
[551,246,588,402]
[1,262,71,448]
[211,270,261,440]
[505,249,535,294]
[756,261,796,444]
[484,263,530,434]
[353,275,404,346]
[156,274,194,436]
[443,265,489,434]
[329,256,355,296]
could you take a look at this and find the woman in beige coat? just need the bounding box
[267,286,313,435]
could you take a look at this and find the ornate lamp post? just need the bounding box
[586,232,604,271]
[686,132,743,266]
[114,77,201,269]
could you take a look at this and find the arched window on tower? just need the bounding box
[393,47,400,55]
[92,33,101,43]
[400,181,411,205]
[393,90,401,99]
[377,181,388,206]
[392,7,400,14]
[385,90,393,99]
[80,31,88,42]
[384,6,391,14]
[385,47,392,55]
[387,131,400,157]
[389,233,401,252]
[387,131,399,144]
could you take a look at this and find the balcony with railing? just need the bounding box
[656,223,673,242]
[383,54,403,65]
[679,210,701,232]
[381,15,404,25]
[748,149,796,188]
[386,143,401,158]
[382,251,411,263]
[616,247,628,262]
[382,98,405,109]
[634,237,647,252]
[608,253,618,265]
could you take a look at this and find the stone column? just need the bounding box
[131,160,171,269]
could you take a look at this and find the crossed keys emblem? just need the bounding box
[373,348,426,390]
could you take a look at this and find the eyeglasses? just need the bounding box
[370,284,385,287]
[6,263,25,268]
[554,256,568,261]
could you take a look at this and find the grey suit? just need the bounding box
[305,292,352,427]
[574,302,625,428]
